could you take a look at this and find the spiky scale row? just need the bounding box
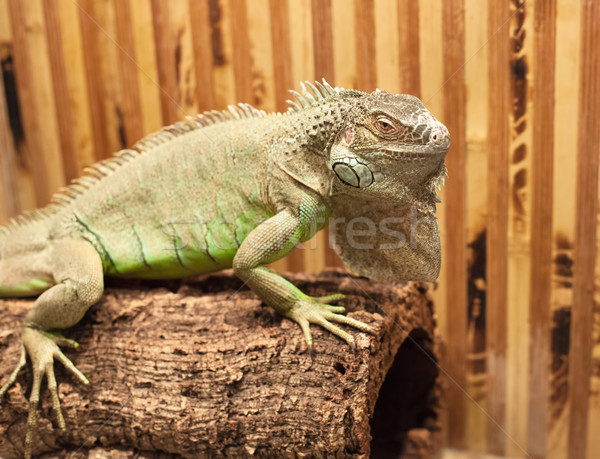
[286,79,340,113]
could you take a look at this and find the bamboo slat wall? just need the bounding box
[0,1,598,458]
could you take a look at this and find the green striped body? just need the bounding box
[60,122,277,279]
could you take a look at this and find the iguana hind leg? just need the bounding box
[0,239,103,459]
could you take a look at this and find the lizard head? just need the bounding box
[328,89,449,212]
[325,89,450,282]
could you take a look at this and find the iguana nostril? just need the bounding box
[430,129,447,145]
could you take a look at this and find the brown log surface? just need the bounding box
[0,270,440,458]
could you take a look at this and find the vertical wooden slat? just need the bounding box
[590,226,600,455]
[464,0,489,451]
[506,1,532,455]
[567,2,600,458]
[129,0,162,134]
[56,0,95,169]
[528,1,556,458]
[547,2,580,458]
[0,0,20,221]
[270,0,293,110]
[114,0,143,145]
[169,1,198,117]
[397,0,420,95]
[442,0,467,450]
[42,0,79,182]
[245,0,276,112]
[78,0,112,159]
[373,0,399,93]
[288,0,314,85]
[17,0,65,194]
[486,0,510,454]
[8,0,64,205]
[0,53,19,221]
[96,2,128,154]
[189,0,215,112]
[209,0,235,109]
[1,0,36,213]
[354,0,376,92]
[331,0,355,89]
[230,0,252,104]
[311,0,335,83]
[150,0,180,124]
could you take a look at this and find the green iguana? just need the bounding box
[0,80,449,457]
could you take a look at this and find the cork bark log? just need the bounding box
[0,270,441,458]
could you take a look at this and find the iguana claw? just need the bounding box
[285,294,373,349]
[1,327,89,459]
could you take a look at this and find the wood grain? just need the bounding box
[311,0,334,83]
[331,0,356,90]
[0,272,439,458]
[442,0,467,450]
[210,0,236,109]
[528,1,556,458]
[547,1,580,457]
[42,0,79,182]
[55,0,95,170]
[269,0,293,111]
[288,0,315,84]
[354,0,376,92]
[567,2,600,458]
[150,0,180,124]
[0,52,19,220]
[486,0,510,454]
[114,0,143,146]
[8,0,62,205]
[189,0,215,112]
[230,0,252,104]
[463,0,489,451]
[398,0,420,95]
[78,0,112,159]
[506,1,532,455]
[373,0,399,93]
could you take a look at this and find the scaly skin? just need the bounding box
[0,80,449,458]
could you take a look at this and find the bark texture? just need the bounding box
[0,270,440,458]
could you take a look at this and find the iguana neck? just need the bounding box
[277,98,357,156]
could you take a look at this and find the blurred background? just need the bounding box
[0,1,598,458]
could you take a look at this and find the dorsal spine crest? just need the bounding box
[0,79,356,236]
[0,99,270,236]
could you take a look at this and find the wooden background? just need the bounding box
[0,1,598,458]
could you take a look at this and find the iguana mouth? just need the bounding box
[356,145,449,159]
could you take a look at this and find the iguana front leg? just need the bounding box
[233,196,373,350]
[0,239,103,459]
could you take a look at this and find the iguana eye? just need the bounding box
[376,117,395,133]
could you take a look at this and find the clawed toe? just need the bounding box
[287,296,373,350]
[0,344,27,399]
[1,327,89,459]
